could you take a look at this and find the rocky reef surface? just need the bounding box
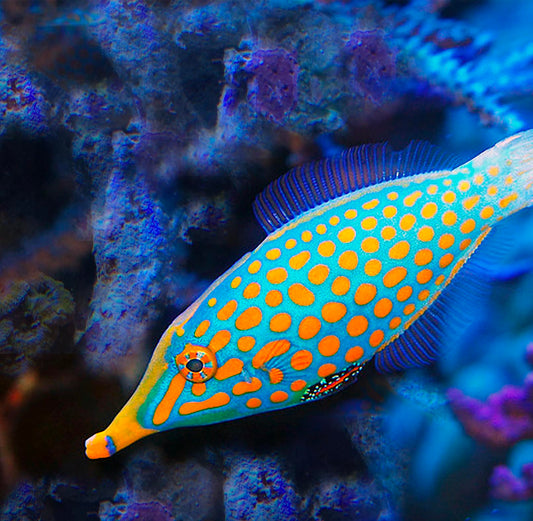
[1,0,533,519]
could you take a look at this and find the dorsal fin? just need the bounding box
[374,219,515,374]
[253,141,461,233]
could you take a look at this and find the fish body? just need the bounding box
[85,131,533,459]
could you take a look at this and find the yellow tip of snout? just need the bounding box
[85,431,116,459]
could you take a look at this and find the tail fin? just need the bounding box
[468,130,533,217]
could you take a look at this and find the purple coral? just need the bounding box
[490,463,533,501]
[344,30,397,105]
[447,374,533,448]
[244,49,299,125]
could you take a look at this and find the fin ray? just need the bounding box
[254,142,462,233]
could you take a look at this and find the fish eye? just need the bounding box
[176,344,217,383]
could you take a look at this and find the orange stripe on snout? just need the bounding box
[152,375,186,426]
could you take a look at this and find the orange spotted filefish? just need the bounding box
[85,130,533,459]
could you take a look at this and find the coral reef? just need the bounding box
[0,275,74,376]
[0,0,532,519]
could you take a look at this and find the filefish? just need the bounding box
[85,130,533,459]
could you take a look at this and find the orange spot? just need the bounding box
[208,298,217,307]
[266,248,281,260]
[460,239,472,250]
[354,283,377,305]
[444,179,452,186]
[418,289,430,301]
[338,226,356,243]
[252,339,291,369]
[318,240,336,257]
[439,253,454,268]
[474,174,484,185]
[235,307,263,330]
[270,313,292,332]
[194,320,210,338]
[246,397,262,408]
[347,316,368,337]
[318,363,337,377]
[298,316,321,339]
[179,392,230,416]
[414,248,433,266]
[362,198,380,210]
[329,215,340,225]
[427,185,438,195]
[500,193,518,208]
[331,276,350,296]
[416,269,433,284]
[458,180,470,192]
[480,206,494,219]
[291,379,307,392]
[344,209,357,219]
[400,214,416,231]
[285,238,297,249]
[418,226,435,242]
[387,191,399,200]
[237,336,255,352]
[321,302,347,323]
[289,250,311,270]
[460,219,476,234]
[365,259,382,276]
[369,329,384,347]
[345,346,364,363]
[318,335,340,357]
[487,186,498,196]
[438,234,455,249]
[389,316,402,329]
[383,205,397,218]
[442,191,456,204]
[361,237,380,253]
[505,175,514,185]
[215,358,244,380]
[361,216,378,231]
[209,329,231,352]
[153,375,186,425]
[217,300,238,321]
[338,250,358,270]
[230,276,242,289]
[291,350,313,370]
[301,230,313,242]
[381,226,397,240]
[403,190,422,207]
[435,274,446,285]
[389,240,410,260]
[463,195,480,211]
[248,260,262,274]
[442,210,457,226]
[243,282,261,299]
[192,383,206,396]
[288,283,316,306]
[265,289,283,307]
[383,266,407,288]
[270,390,289,403]
[308,264,330,285]
[233,377,262,395]
[268,367,284,384]
[374,298,393,318]
[316,223,327,234]
[421,202,438,219]
[488,165,500,176]
[266,267,288,284]
[403,303,416,315]
[396,285,413,302]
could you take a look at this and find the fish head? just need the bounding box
[84,306,289,459]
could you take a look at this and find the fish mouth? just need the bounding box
[85,431,116,459]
